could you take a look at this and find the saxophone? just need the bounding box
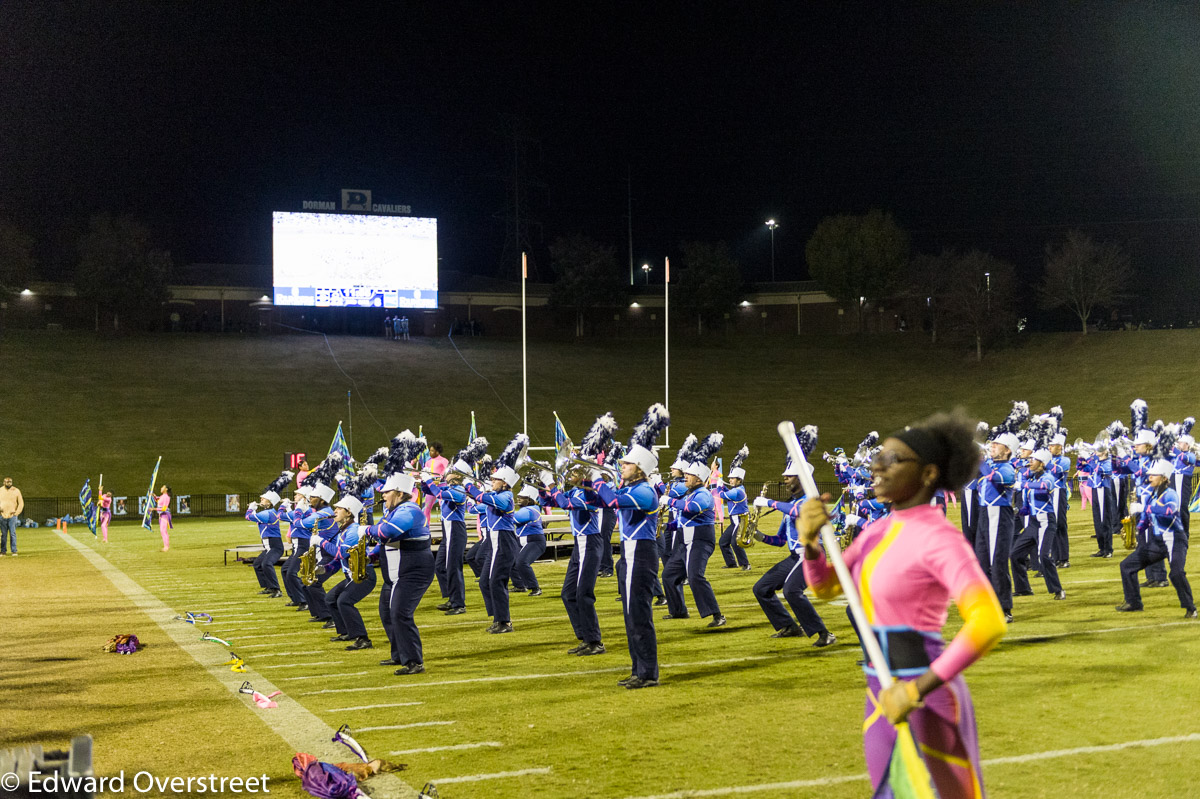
[298,546,317,586]
[348,537,369,583]
[738,482,774,547]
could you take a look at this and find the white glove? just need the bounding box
[649,473,661,485]
[279,499,292,512]
[1128,502,1144,515]
[247,502,259,513]
[753,496,770,508]
[844,513,862,528]
[540,471,555,488]
[658,494,671,507]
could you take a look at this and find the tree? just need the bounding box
[902,249,956,343]
[1038,230,1132,334]
[75,214,173,330]
[674,240,743,335]
[805,209,910,332]
[943,249,1017,362]
[547,234,627,337]
[0,219,35,294]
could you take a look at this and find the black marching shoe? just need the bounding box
[307,615,327,622]
[1013,589,1034,597]
[436,601,453,611]
[813,631,837,648]
[489,621,513,634]
[624,676,659,690]
[1052,591,1067,600]
[1004,613,1014,623]
[530,589,542,596]
[577,642,606,656]
[295,604,309,612]
[1115,602,1143,612]
[322,620,337,629]
[1186,608,1198,619]
[1140,579,1156,588]
[706,615,727,628]
[1058,561,1071,569]
[379,658,399,666]
[617,675,636,686]
[653,597,668,606]
[258,588,274,595]
[270,590,283,598]
[1152,580,1172,588]
[741,564,752,571]
[345,637,373,650]
[329,633,352,642]
[598,571,614,578]
[1089,552,1107,558]
[286,601,301,607]
[444,606,466,615]
[567,642,587,655]
[771,623,803,638]
[662,613,689,620]
[395,662,425,675]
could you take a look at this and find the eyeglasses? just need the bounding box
[870,451,921,471]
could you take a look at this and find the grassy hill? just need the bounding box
[3,328,1197,497]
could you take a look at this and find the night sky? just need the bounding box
[4,2,1200,307]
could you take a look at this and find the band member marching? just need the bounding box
[425,437,487,615]
[714,445,751,570]
[593,403,670,689]
[465,434,526,634]
[663,432,727,628]
[546,412,617,656]
[750,424,836,646]
[1010,438,1065,600]
[246,470,293,598]
[324,466,381,651]
[511,484,548,596]
[292,453,344,624]
[976,401,1025,623]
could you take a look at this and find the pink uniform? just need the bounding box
[156,492,172,550]
[423,455,450,523]
[98,493,112,542]
[804,503,1005,798]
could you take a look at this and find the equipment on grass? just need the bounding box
[738,482,774,547]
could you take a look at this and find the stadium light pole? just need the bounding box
[765,219,778,282]
[522,252,528,437]
[642,263,651,284]
[664,256,670,447]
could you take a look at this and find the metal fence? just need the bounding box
[19,481,841,525]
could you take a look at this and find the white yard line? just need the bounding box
[259,661,346,669]
[325,702,425,713]
[355,721,456,733]
[431,767,551,785]
[53,531,417,799]
[389,742,501,755]
[619,733,1200,799]
[274,671,371,681]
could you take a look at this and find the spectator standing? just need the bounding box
[400,315,410,340]
[0,476,23,556]
[383,315,393,339]
[392,315,402,340]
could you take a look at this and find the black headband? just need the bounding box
[893,427,949,469]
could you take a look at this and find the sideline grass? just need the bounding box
[5,328,1200,496]
[8,510,1198,798]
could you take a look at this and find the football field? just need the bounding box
[5,510,1198,799]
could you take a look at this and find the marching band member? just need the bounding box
[367,471,435,674]
[1047,410,1071,568]
[1010,448,1065,599]
[1086,435,1117,558]
[511,484,548,596]
[465,434,526,634]
[799,410,1006,798]
[976,401,1025,623]
[280,487,311,612]
[663,432,727,628]
[750,425,835,646]
[1117,428,1197,619]
[292,453,344,624]
[714,444,751,570]
[155,484,172,552]
[1173,419,1195,537]
[547,413,616,655]
[1121,401,1169,588]
[594,403,670,689]
[659,435,696,620]
[427,438,486,615]
[97,485,113,543]
[246,470,292,598]
[324,467,380,651]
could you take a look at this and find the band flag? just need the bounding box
[141,456,162,531]
[328,422,352,464]
[79,479,97,536]
[554,412,570,461]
